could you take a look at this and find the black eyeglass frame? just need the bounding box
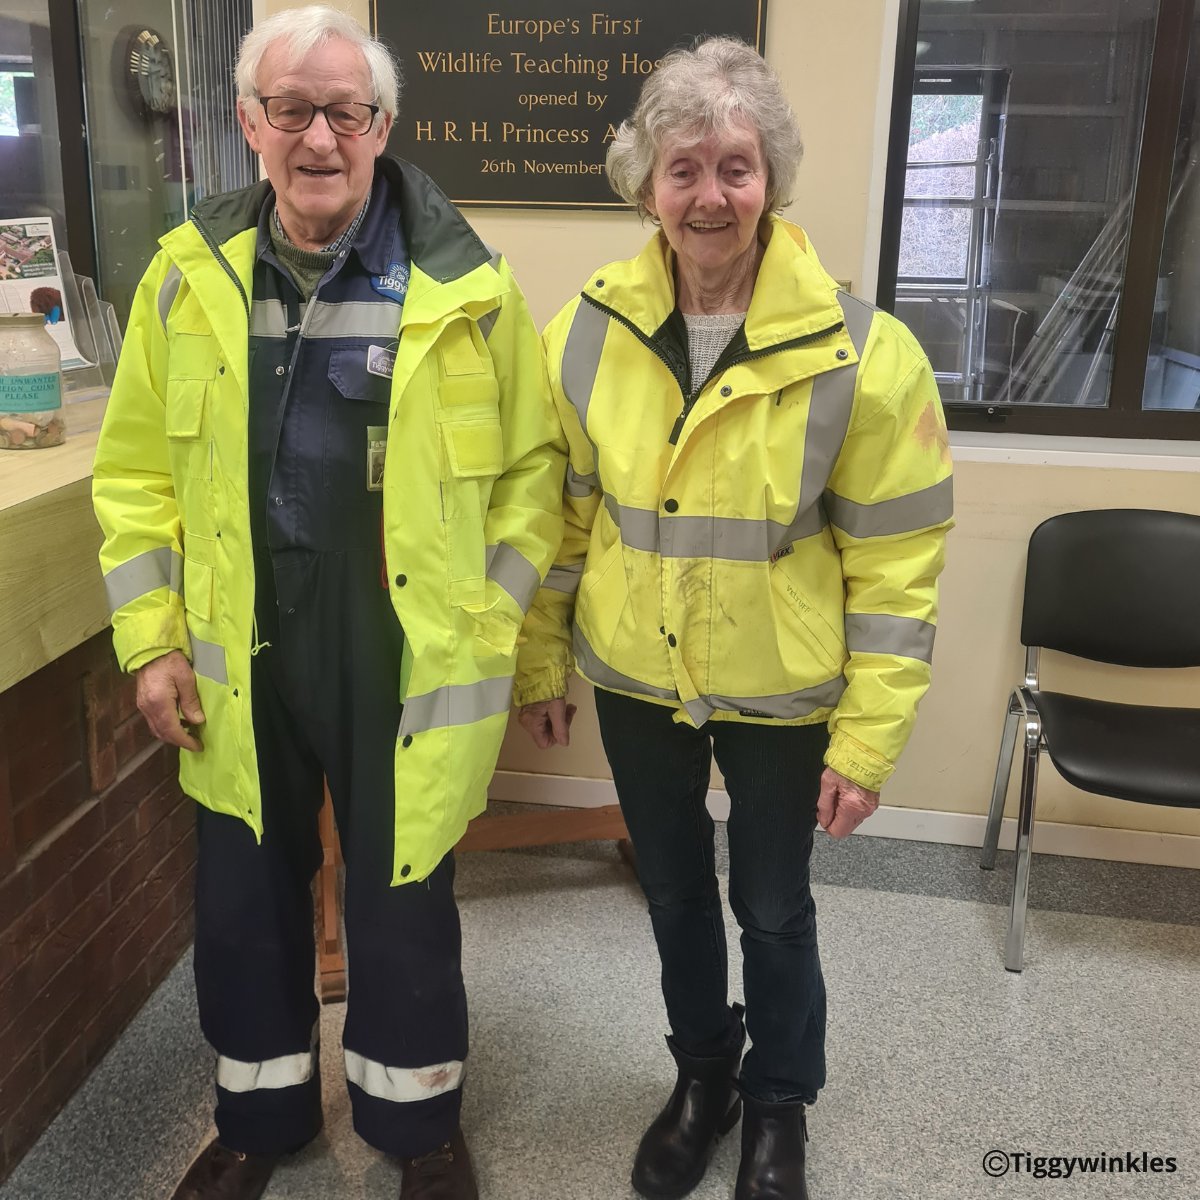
[256,95,381,135]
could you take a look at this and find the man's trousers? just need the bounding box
[192,547,467,1158]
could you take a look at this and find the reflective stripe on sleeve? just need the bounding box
[399,675,513,735]
[845,613,936,663]
[485,542,541,613]
[344,1051,464,1103]
[217,1048,314,1093]
[158,265,183,330]
[566,465,598,497]
[825,476,953,538]
[544,563,583,594]
[190,635,228,685]
[104,547,184,613]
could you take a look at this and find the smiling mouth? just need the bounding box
[687,221,730,231]
[297,165,339,177]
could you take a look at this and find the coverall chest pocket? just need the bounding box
[166,333,217,483]
[325,347,392,495]
[441,418,504,606]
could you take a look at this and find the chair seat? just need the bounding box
[1032,690,1200,808]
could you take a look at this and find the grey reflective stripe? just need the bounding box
[573,626,678,702]
[190,635,228,685]
[478,308,498,341]
[560,301,608,436]
[845,613,936,663]
[485,542,541,613]
[566,465,598,497]
[826,476,953,538]
[604,494,660,553]
[158,265,183,330]
[217,1049,314,1093]
[250,299,289,338]
[399,675,513,734]
[544,563,583,594]
[103,547,184,613]
[306,300,402,340]
[344,1051,464,1103]
[705,676,848,720]
[837,291,877,354]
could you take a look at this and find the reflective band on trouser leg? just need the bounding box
[217,1047,316,1093]
[485,542,541,613]
[397,674,513,736]
[103,546,184,613]
[345,1051,465,1103]
[844,613,936,662]
[824,476,954,538]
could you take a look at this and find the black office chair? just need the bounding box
[980,508,1200,971]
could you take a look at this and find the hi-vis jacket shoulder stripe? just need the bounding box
[515,215,952,793]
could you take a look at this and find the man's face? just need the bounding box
[238,36,392,248]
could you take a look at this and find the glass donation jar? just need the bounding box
[0,312,65,449]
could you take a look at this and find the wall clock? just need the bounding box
[124,27,176,118]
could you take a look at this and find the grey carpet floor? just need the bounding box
[3,832,1198,1200]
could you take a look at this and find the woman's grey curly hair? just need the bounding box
[606,36,803,219]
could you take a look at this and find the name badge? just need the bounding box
[367,344,395,378]
[366,425,388,491]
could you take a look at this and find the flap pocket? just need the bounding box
[168,333,218,380]
[184,557,213,622]
[328,347,391,404]
[166,379,206,440]
[443,420,503,478]
[440,333,484,376]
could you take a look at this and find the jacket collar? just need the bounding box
[582,215,847,351]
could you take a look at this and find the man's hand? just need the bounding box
[816,767,880,839]
[136,650,205,752]
[517,697,576,749]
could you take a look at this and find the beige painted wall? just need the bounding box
[259,0,1200,839]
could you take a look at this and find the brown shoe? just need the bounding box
[171,1138,279,1200]
[399,1126,479,1200]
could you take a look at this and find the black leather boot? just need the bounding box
[631,1004,746,1199]
[399,1126,478,1200]
[734,1086,810,1200]
[170,1139,279,1200]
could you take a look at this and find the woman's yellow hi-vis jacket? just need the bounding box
[515,216,953,792]
[94,158,564,884]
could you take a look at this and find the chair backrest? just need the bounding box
[1021,508,1200,667]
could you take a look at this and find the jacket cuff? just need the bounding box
[112,606,188,674]
[512,667,571,708]
[825,730,894,793]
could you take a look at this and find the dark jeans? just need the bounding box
[594,688,829,1104]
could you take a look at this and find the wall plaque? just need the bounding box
[372,1,767,207]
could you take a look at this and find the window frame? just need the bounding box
[878,0,1200,440]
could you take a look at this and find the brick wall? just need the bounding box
[0,633,194,1182]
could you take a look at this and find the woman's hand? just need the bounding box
[816,767,879,839]
[517,698,577,748]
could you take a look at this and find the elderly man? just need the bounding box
[93,7,562,1199]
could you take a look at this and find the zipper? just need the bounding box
[191,211,251,316]
[671,319,847,443]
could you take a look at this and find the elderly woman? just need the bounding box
[516,37,951,1200]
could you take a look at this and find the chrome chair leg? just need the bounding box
[981,694,1020,870]
[1004,711,1042,972]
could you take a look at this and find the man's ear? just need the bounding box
[237,98,262,154]
[373,111,394,156]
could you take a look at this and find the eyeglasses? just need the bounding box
[257,96,380,135]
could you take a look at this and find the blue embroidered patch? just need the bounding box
[373,260,410,303]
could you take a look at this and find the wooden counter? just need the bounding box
[0,391,110,693]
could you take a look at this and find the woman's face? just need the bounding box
[645,121,768,281]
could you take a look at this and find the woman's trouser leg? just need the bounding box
[712,720,829,1104]
[593,688,738,1052]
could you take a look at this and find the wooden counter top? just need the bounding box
[0,391,111,692]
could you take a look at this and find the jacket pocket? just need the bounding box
[183,533,218,623]
[768,558,845,677]
[442,419,504,606]
[328,347,392,405]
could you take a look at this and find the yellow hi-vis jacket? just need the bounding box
[514,217,952,792]
[94,157,564,883]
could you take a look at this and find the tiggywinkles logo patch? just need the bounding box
[373,261,410,303]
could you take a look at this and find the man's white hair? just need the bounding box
[235,5,401,121]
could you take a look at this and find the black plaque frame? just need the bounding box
[372,1,767,208]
